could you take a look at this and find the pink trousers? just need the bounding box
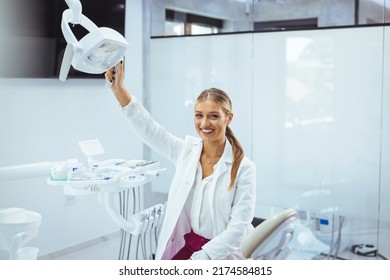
[171,229,210,260]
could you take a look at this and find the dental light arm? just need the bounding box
[59,0,129,81]
[65,0,82,24]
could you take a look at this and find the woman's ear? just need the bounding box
[227,112,233,125]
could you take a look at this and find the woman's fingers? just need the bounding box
[105,66,117,82]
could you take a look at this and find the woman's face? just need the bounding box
[194,99,232,144]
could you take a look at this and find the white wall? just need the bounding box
[0,0,145,257]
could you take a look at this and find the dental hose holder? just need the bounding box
[100,191,165,236]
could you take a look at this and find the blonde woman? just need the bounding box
[105,62,256,260]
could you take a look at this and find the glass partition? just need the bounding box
[251,27,385,259]
[378,25,390,260]
[149,0,390,261]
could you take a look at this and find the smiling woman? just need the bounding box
[195,88,243,190]
[105,63,256,260]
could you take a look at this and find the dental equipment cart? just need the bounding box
[47,159,166,260]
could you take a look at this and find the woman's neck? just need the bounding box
[202,139,226,158]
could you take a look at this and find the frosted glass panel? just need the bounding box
[252,27,383,220]
[379,26,390,258]
[149,25,389,259]
[150,34,253,193]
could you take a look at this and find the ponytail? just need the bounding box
[226,126,244,191]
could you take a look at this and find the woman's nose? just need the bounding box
[201,117,210,126]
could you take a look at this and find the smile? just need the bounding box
[201,128,214,134]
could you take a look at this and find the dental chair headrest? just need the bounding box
[241,208,297,259]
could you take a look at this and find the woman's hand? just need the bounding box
[104,60,132,108]
[105,60,125,91]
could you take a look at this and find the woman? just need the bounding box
[105,62,256,260]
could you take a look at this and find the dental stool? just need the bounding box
[241,208,298,260]
[0,208,42,260]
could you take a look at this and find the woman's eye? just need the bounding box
[195,114,202,118]
[210,115,219,120]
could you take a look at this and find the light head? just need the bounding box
[59,0,128,81]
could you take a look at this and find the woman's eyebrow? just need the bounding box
[194,110,220,114]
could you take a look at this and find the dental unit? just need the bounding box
[47,139,167,260]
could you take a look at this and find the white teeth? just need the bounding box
[202,129,213,133]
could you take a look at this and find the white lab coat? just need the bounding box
[123,97,256,260]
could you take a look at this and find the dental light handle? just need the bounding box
[65,0,82,24]
[59,43,74,82]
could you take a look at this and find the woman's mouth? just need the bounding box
[201,128,214,135]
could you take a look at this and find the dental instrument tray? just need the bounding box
[47,159,165,193]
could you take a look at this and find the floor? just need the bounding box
[38,230,158,260]
[0,231,151,260]
[39,232,122,260]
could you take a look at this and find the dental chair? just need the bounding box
[241,208,298,260]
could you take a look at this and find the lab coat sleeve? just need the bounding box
[122,96,186,163]
[191,249,211,260]
[195,160,256,260]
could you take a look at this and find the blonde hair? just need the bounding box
[196,88,244,191]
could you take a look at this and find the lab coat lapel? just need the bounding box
[166,140,203,230]
[157,139,203,260]
[180,140,203,199]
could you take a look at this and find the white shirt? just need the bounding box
[191,163,214,239]
[184,162,217,260]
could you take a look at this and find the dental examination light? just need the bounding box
[59,0,128,81]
